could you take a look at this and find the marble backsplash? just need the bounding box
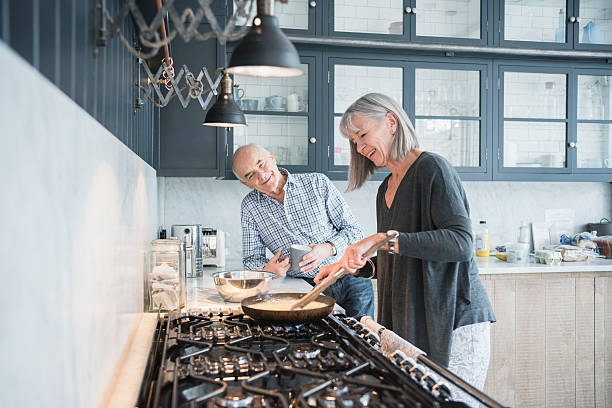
[0,43,157,407]
[159,177,611,263]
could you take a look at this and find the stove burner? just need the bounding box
[293,345,322,360]
[215,385,254,408]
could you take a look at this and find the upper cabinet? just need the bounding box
[232,0,318,35]
[330,0,489,45]
[495,64,612,180]
[498,0,612,50]
[228,53,319,175]
[413,63,489,177]
[326,57,489,180]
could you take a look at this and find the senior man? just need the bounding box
[233,143,374,318]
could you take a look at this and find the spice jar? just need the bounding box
[148,238,184,311]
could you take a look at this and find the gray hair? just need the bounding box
[339,93,419,190]
[232,143,270,180]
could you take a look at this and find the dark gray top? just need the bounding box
[376,152,495,367]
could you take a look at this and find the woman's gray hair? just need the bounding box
[339,93,419,190]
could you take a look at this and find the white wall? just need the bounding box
[0,42,158,407]
[158,177,611,263]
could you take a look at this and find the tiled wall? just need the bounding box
[233,115,309,166]
[334,0,404,34]
[159,177,611,264]
[0,43,157,407]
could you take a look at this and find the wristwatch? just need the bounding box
[327,241,337,256]
[387,230,398,254]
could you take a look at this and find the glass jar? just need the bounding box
[148,239,184,311]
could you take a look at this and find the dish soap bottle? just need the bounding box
[475,220,490,257]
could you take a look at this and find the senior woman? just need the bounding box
[315,93,495,400]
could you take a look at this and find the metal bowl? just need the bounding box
[211,270,276,302]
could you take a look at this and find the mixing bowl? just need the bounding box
[211,270,276,302]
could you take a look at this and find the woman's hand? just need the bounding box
[314,233,386,283]
[263,249,290,278]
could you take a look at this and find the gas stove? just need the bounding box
[136,309,497,408]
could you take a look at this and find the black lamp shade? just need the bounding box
[203,94,247,127]
[226,15,302,78]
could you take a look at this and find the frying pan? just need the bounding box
[240,292,334,323]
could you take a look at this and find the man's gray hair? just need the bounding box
[232,143,270,180]
[339,93,419,191]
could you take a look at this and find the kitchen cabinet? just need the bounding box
[230,55,317,174]
[327,57,489,180]
[330,0,489,46]
[155,24,227,177]
[498,0,612,51]
[481,272,612,407]
[495,63,612,181]
[231,0,320,36]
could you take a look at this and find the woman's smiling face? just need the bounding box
[348,112,397,167]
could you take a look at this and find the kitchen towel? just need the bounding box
[360,316,426,360]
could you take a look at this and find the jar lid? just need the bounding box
[151,238,182,252]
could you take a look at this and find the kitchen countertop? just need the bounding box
[185,266,316,309]
[476,255,612,275]
[217,256,612,277]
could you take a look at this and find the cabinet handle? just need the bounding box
[405,7,412,13]
[569,16,576,23]
[568,142,577,148]
[309,1,316,8]
[576,17,581,23]
[411,7,416,14]
[309,137,317,144]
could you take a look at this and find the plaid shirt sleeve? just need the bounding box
[241,199,268,270]
[321,175,364,255]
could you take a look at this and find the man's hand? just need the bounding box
[263,249,290,278]
[298,243,334,274]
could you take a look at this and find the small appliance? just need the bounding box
[170,224,203,278]
[201,228,226,267]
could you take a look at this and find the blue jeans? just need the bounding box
[302,274,374,318]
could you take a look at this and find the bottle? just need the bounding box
[517,220,530,244]
[475,220,490,257]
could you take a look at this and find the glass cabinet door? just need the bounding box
[231,59,314,171]
[502,0,570,47]
[501,69,568,171]
[332,0,405,36]
[576,74,612,170]
[414,0,483,41]
[330,61,404,170]
[233,0,314,33]
[576,0,612,47]
[414,65,485,170]
[331,1,486,43]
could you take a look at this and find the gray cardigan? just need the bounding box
[375,151,495,367]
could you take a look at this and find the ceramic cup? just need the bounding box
[242,99,259,111]
[265,95,286,110]
[289,244,312,272]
